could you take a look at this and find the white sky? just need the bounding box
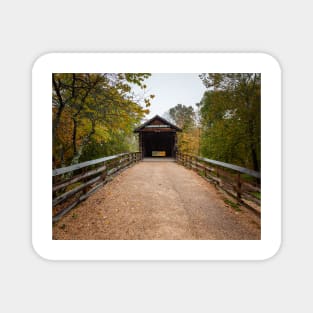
[136,73,207,120]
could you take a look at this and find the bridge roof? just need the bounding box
[134,115,182,132]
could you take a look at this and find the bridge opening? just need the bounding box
[142,132,175,157]
[134,115,182,159]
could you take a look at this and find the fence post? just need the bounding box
[52,176,57,198]
[236,173,242,203]
[101,161,107,182]
[81,167,89,194]
[195,156,200,174]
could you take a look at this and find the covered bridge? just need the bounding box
[134,115,182,158]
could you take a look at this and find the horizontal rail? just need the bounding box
[53,165,107,192]
[52,152,141,222]
[197,156,260,178]
[53,180,107,223]
[53,176,101,207]
[176,152,260,215]
[53,153,127,176]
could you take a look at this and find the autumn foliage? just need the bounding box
[52,73,154,168]
[166,74,261,171]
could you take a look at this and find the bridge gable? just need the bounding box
[134,115,181,133]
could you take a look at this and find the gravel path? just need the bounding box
[53,161,260,240]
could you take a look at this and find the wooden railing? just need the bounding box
[52,152,141,222]
[176,152,261,214]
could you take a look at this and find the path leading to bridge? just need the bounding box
[53,161,260,240]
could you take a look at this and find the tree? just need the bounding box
[169,103,195,130]
[199,73,261,171]
[52,73,154,168]
[167,104,199,154]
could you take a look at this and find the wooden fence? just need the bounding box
[52,152,141,222]
[176,152,261,214]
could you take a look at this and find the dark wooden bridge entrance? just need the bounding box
[134,115,181,158]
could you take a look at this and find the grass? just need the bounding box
[241,173,258,183]
[224,198,241,212]
[65,182,82,192]
[199,170,206,178]
[251,191,261,200]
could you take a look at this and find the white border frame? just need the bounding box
[32,53,281,260]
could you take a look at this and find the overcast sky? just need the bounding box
[138,73,207,120]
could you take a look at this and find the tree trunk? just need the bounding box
[52,75,65,144]
[71,120,96,165]
[72,118,77,155]
[251,146,259,172]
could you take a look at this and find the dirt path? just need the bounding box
[53,161,260,240]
